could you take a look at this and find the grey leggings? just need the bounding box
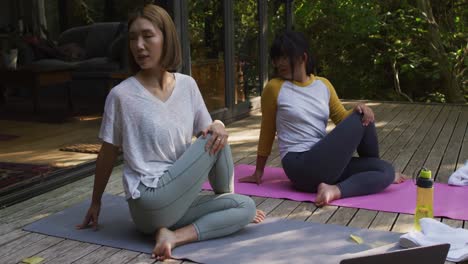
[127,136,256,240]
[282,112,394,198]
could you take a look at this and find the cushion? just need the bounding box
[58,26,89,48]
[58,43,86,61]
[85,23,121,58]
[23,36,65,60]
[74,57,120,72]
[27,59,77,71]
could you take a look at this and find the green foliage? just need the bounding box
[293,0,467,103]
[234,0,260,97]
[188,1,224,61]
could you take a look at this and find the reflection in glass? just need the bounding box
[189,1,225,111]
[268,0,285,76]
[234,0,259,102]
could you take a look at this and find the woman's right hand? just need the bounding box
[239,170,264,185]
[76,201,101,230]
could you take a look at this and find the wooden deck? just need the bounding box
[1,101,467,264]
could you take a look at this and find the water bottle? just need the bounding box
[414,168,434,231]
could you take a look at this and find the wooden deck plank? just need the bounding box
[0,176,93,222]
[326,207,357,226]
[94,250,140,264]
[392,105,444,173]
[441,218,463,228]
[0,233,47,258]
[424,106,461,181]
[267,200,301,218]
[306,205,339,224]
[391,214,414,233]
[368,212,397,231]
[1,169,121,224]
[1,236,63,264]
[250,196,267,206]
[457,108,468,169]
[268,154,282,167]
[32,239,100,264]
[377,104,416,145]
[375,103,404,138]
[72,246,121,264]
[381,105,433,163]
[0,169,125,235]
[437,107,467,182]
[0,164,122,223]
[286,202,316,221]
[347,209,378,229]
[3,182,122,231]
[399,105,448,175]
[379,104,428,157]
[257,198,283,215]
[0,229,29,248]
[124,253,183,264]
[123,253,157,264]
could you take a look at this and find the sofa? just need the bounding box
[16,22,129,112]
[18,22,128,73]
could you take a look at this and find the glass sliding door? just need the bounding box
[233,0,260,103]
[267,0,285,76]
[188,1,226,112]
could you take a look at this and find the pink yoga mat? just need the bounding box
[202,164,468,221]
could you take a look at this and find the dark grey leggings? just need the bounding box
[281,112,394,198]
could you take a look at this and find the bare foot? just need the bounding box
[393,172,407,184]
[152,227,176,261]
[315,183,341,207]
[252,209,265,223]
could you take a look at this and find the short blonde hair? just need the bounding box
[127,4,181,73]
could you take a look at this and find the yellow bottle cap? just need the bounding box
[419,168,432,179]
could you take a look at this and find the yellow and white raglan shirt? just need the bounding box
[258,75,353,159]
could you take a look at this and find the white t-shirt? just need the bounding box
[99,73,212,199]
[276,79,330,159]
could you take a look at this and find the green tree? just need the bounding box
[293,0,466,103]
[413,0,466,103]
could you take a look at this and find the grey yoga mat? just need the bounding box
[24,194,403,264]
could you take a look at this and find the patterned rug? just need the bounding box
[0,162,60,194]
[59,141,122,154]
[59,143,102,154]
[0,134,19,141]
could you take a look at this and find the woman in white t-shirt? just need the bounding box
[77,4,264,261]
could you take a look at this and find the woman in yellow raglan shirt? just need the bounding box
[240,31,405,206]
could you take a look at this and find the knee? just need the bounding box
[349,111,363,123]
[194,134,210,145]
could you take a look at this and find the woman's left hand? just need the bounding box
[354,103,375,126]
[201,120,228,155]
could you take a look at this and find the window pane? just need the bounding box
[267,0,285,75]
[189,1,225,112]
[234,0,260,102]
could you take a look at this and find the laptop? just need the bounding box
[340,244,450,264]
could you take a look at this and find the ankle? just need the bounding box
[334,185,342,199]
[174,224,198,247]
